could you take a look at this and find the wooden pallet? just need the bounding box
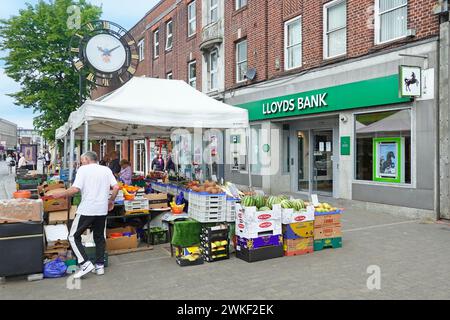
[107,246,154,256]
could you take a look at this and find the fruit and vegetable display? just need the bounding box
[147,171,166,180]
[119,184,142,200]
[184,180,224,194]
[241,195,308,212]
[314,202,339,213]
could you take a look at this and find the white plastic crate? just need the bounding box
[167,184,179,196]
[189,205,226,223]
[124,199,149,212]
[226,198,240,222]
[152,182,167,193]
[188,192,226,209]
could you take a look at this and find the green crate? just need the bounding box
[313,237,342,251]
[84,246,109,267]
[16,178,41,185]
[131,180,146,187]
[145,228,169,245]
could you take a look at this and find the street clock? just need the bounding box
[69,20,139,87]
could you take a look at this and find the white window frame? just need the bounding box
[236,39,247,83]
[165,20,173,51]
[323,0,347,59]
[374,0,408,45]
[153,29,159,58]
[115,141,122,160]
[208,49,218,91]
[188,60,197,87]
[284,15,302,71]
[167,72,173,79]
[134,140,146,175]
[188,1,197,37]
[138,39,145,61]
[236,0,247,10]
[209,0,218,24]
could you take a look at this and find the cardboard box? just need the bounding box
[42,181,65,193]
[69,206,77,220]
[314,237,342,251]
[283,238,314,252]
[236,219,282,239]
[106,226,138,252]
[314,224,342,240]
[144,193,169,209]
[236,244,284,263]
[281,206,315,224]
[45,224,69,247]
[314,214,341,228]
[0,199,43,223]
[237,234,283,250]
[237,204,282,223]
[48,210,70,224]
[282,221,314,240]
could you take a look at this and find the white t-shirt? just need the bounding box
[18,157,27,168]
[72,163,118,216]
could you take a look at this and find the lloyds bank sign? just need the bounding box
[237,75,411,121]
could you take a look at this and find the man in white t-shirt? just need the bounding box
[52,151,120,279]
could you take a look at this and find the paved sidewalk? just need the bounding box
[1,162,449,299]
[0,162,15,199]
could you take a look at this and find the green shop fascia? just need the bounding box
[237,74,412,184]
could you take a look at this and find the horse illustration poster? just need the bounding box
[400,65,422,97]
[373,137,404,183]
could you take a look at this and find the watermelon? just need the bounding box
[266,196,283,209]
[254,195,265,209]
[258,207,271,211]
[242,196,256,207]
[278,195,289,201]
[292,199,305,211]
[280,199,293,209]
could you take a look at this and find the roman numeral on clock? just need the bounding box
[102,79,110,86]
[74,61,84,70]
[71,47,80,53]
[119,77,125,84]
[87,73,95,82]
[128,40,135,46]
[131,54,139,60]
[87,23,94,31]
[103,21,110,29]
[128,66,136,75]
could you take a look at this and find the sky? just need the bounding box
[0,0,160,129]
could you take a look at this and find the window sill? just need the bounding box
[165,48,173,53]
[233,5,248,16]
[187,33,196,41]
[352,180,413,189]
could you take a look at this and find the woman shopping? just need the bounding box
[119,160,132,185]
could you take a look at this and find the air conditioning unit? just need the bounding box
[406,29,416,38]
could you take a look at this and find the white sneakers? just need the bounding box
[73,261,95,279]
[92,264,105,276]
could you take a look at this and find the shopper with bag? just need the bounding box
[52,151,120,279]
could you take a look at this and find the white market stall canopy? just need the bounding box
[56,76,249,140]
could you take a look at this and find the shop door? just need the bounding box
[312,130,333,195]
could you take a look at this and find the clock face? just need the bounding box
[85,34,126,73]
[69,20,140,87]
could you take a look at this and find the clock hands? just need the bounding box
[97,45,121,57]
[109,45,121,54]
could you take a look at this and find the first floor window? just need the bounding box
[134,140,146,174]
[284,16,302,70]
[153,30,160,58]
[188,61,196,87]
[324,0,347,58]
[166,20,173,50]
[138,39,145,61]
[167,72,173,79]
[209,0,218,24]
[376,0,408,44]
[236,39,248,83]
[188,1,196,36]
[236,0,247,10]
[115,141,122,160]
[208,50,218,91]
[355,109,411,184]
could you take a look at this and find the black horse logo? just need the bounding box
[381,151,395,174]
[405,72,419,92]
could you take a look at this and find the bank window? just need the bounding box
[165,20,173,51]
[134,140,146,175]
[209,0,218,24]
[250,126,262,175]
[236,0,247,10]
[375,0,408,44]
[355,109,411,184]
[236,39,247,83]
[284,16,302,70]
[188,60,197,88]
[208,50,218,91]
[324,0,346,59]
[138,39,145,61]
[153,29,159,58]
[188,1,196,37]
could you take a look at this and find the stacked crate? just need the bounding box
[188,191,226,223]
[313,210,343,251]
[235,204,284,263]
[225,198,240,222]
[200,224,229,262]
[281,206,315,256]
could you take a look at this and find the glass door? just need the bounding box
[312,130,333,195]
[297,131,309,192]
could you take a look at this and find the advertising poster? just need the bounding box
[373,138,403,183]
[377,142,397,177]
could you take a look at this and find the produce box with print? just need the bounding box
[144,193,169,209]
[42,188,69,212]
[283,238,314,256]
[314,224,342,240]
[314,213,341,228]
[235,219,282,239]
[0,199,43,224]
[281,205,315,224]
[106,226,138,252]
[282,221,314,240]
[237,234,283,251]
[238,204,282,223]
